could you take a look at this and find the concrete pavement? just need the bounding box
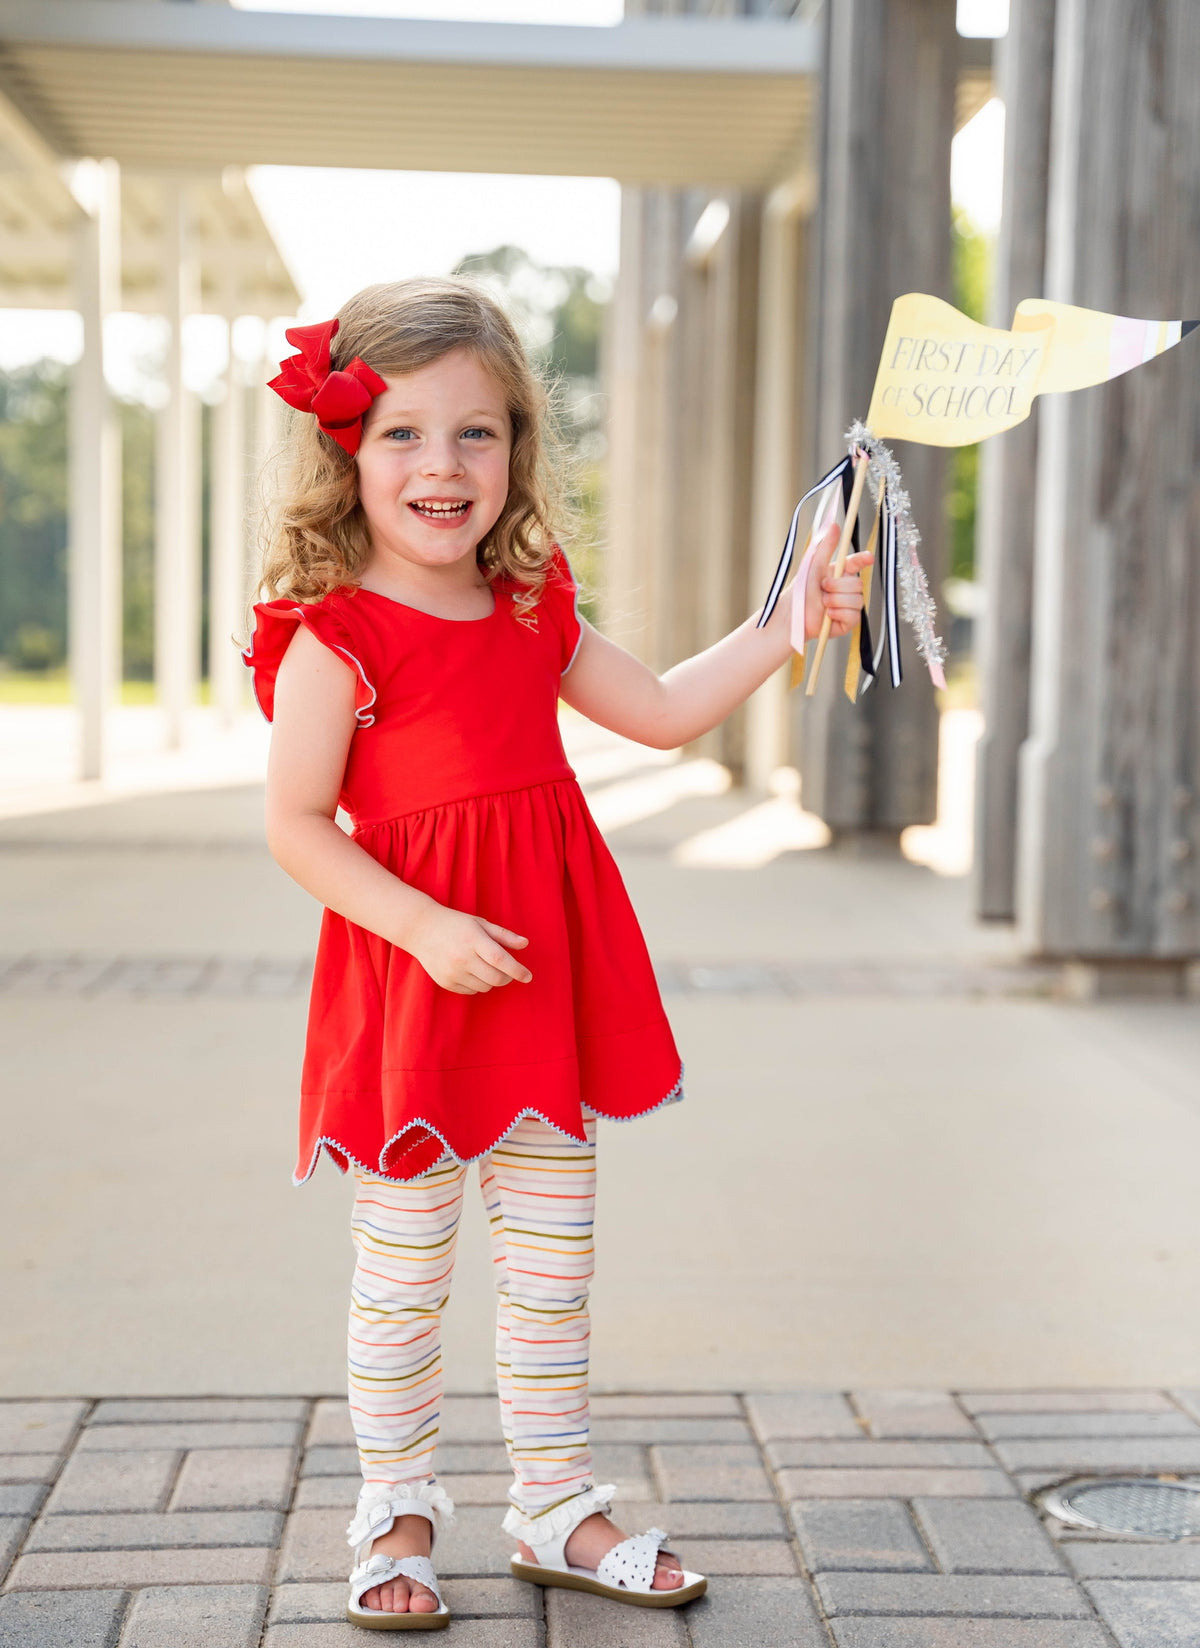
[4,1390,1200,1647]
[2,711,1200,1399]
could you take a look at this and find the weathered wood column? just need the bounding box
[1015,0,1200,969]
[745,175,815,790]
[797,0,957,832]
[683,191,762,773]
[602,182,763,773]
[601,0,772,776]
[603,186,688,671]
[602,184,653,660]
[973,0,1056,920]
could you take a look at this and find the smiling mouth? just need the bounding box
[409,499,472,520]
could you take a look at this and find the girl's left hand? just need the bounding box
[802,520,874,640]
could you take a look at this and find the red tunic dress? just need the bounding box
[243,549,684,1184]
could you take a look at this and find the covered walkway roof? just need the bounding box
[0,56,298,317]
[0,1,990,190]
[0,3,819,187]
[0,165,299,319]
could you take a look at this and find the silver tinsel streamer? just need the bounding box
[845,418,946,675]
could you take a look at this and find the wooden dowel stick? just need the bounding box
[805,451,870,697]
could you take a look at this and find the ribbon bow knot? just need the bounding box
[268,318,387,455]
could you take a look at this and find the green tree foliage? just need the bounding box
[453,243,606,380]
[120,396,157,680]
[0,361,161,681]
[453,245,609,617]
[947,204,992,582]
[0,363,69,667]
[544,266,606,381]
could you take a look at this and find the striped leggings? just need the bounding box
[347,1112,598,1517]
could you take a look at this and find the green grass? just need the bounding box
[0,668,215,706]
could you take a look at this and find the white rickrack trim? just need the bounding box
[501,1481,617,1548]
[240,605,377,729]
[347,1479,456,1549]
[294,1106,594,1186]
[586,1064,685,1123]
[294,1068,685,1186]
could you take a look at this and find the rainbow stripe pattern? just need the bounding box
[347,1113,599,1513]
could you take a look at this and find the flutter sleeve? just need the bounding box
[542,545,584,675]
[241,595,377,727]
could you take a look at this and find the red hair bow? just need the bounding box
[268,319,387,455]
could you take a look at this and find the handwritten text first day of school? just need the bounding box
[867,326,1047,445]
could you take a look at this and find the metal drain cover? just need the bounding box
[1041,1477,1200,1540]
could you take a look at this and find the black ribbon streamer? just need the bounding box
[759,448,905,696]
[755,454,853,629]
[857,499,880,685]
[857,479,902,696]
[884,497,902,687]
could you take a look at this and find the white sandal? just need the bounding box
[346,1480,455,1631]
[503,1481,706,1609]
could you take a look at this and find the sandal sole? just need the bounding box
[510,1557,706,1607]
[346,1605,450,1630]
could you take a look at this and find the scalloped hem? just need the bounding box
[292,1063,685,1187]
[584,1064,684,1125]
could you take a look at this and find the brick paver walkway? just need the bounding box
[4,1392,1200,1646]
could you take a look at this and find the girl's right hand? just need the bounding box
[408,907,532,995]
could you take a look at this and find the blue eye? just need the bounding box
[463,427,493,439]
[383,428,415,441]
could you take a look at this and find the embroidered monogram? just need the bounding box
[512,594,540,632]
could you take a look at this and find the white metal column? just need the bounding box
[68,157,121,782]
[155,179,201,749]
[210,322,247,727]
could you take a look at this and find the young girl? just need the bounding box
[242,277,869,1630]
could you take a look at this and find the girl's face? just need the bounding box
[355,346,512,573]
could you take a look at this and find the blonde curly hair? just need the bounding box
[253,276,575,609]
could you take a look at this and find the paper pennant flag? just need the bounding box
[867,293,1198,448]
[758,293,1196,701]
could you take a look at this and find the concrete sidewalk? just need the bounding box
[4,1390,1200,1647]
[3,714,1200,1397]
